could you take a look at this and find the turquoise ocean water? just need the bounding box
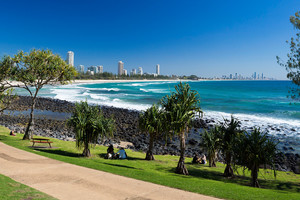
[14,80,300,151]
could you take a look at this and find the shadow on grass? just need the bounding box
[172,163,300,193]
[35,149,82,158]
[101,162,138,170]
[98,153,144,161]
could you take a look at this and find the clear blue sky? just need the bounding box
[0,0,299,79]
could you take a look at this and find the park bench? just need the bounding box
[31,138,53,148]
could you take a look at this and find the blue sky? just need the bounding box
[0,0,299,79]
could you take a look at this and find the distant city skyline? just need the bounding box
[0,1,299,79]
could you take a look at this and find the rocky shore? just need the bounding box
[0,95,299,174]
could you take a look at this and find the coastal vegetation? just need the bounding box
[202,120,278,187]
[201,125,221,167]
[138,104,165,160]
[236,128,278,187]
[0,128,299,200]
[68,101,115,157]
[0,88,15,113]
[277,11,300,100]
[0,49,77,140]
[219,116,244,177]
[160,82,202,175]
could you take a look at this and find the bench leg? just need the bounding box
[32,142,35,147]
[48,143,52,148]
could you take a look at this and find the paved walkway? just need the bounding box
[0,142,220,200]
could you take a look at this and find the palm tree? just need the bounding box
[161,82,202,175]
[201,125,221,167]
[220,116,243,177]
[139,104,165,160]
[237,128,277,187]
[68,101,115,157]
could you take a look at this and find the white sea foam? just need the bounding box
[89,88,121,92]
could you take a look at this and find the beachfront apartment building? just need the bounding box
[78,65,84,73]
[88,66,98,74]
[98,65,103,74]
[131,69,136,76]
[118,61,124,76]
[123,69,127,76]
[66,51,74,67]
[156,64,160,75]
[138,67,143,75]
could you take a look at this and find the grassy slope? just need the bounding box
[0,126,299,200]
[0,173,56,200]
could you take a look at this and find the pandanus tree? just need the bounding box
[161,82,202,175]
[0,49,77,140]
[139,104,165,160]
[220,116,244,177]
[68,101,115,157]
[237,128,277,187]
[201,125,221,167]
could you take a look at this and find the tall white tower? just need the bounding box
[78,65,84,73]
[138,67,143,75]
[118,61,124,76]
[66,51,74,67]
[98,65,103,74]
[156,64,160,75]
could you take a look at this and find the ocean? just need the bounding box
[14,80,300,153]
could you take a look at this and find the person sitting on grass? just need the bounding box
[192,153,201,164]
[200,154,207,164]
[116,147,127,159]
[9,130,16,136]
[105,144,115,159]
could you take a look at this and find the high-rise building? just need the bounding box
[138,67,143,75]
[97,65,103,74]
[156,64,160,75]
[66,51,74,67]
[229,74,233,79]
[253,72,257,80]
[118,61,124,76]
[123,69,127,76]
[262,73,264,80]
[235,73,237,79]
[87,66,98,74]
[78,65,84,73]
[131,69,136,76]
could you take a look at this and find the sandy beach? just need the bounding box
[71,79,180,84]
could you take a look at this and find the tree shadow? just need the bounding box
[101,162,138,170]
[170,164,300,192]
[35,149,82,158]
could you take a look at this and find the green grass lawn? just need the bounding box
[0,126,299,200]
[0,173,56,200]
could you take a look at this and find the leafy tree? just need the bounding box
[220,116,244,177]
[161,82,202,175]
[139,104,165,160]
[0,89,16,113]
[277,11,300,100]
[237,128,277,187]
[201,125,221,167]
[0,49,77,140]
[68,101,115,157]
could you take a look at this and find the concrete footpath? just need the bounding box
[0,142,220,200]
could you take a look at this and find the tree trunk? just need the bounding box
[209,151,216,167]
[251,165,260,187]
[223,153,234,177]
[23,98,36,140]
[145,135,155,160]
[176,131,189,175]
[82,145,91,157]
